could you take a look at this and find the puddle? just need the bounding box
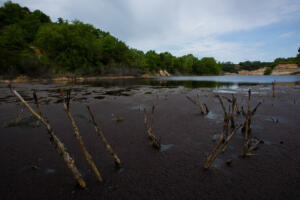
[104,89,132,96]
[117,167,125,173]
[264,116,290,124]
[94,96,105,100]
[205,111,221,121]
[129,104,147,111]
[262,139,272,145]
[160,144,174,152]
[214,89,237,94]
[45,168,56,174]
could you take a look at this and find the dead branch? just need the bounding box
[272,81,275,98]
[60,89,103,183]
[9,84,86,188]
[204,123,242,169]
[144,105,161,150]
[241,89,262,157]
[87,105,121,168]
[186,95,208,115]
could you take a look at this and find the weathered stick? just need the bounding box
[204,124,242,169]
[60,89,103,183]
[272,81,275,98]
[186,95,208,114]
[33,91,43,117]
[144,107,161,149]
[9,84,86,188]
[241,90,262,157]
[87,105,121,168]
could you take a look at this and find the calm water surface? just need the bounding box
[85,75,300,89]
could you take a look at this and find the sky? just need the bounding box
[3,0,300,63]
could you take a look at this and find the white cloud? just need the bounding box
[6,0,300,62]
[279,32,294,38]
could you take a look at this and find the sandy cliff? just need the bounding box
[271,64,300,75]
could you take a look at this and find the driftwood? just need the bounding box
[144,104,161,149]
[60,89,103,183]
[87,105,121,168]
[241,90,262,157]
[186,94,209,115]
[272,81,275,98]
[9,84,86,188]
[215,94,238,138]
[204,123,242,169]
[204,94,243,169]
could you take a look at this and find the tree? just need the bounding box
[194,57,221,75]
[0,24,26,49]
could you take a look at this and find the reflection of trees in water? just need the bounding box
[82,79,237,89]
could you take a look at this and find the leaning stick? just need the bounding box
[33,91,43,117]
[144,107,161,149]
[87,105,121,167]
[9,84,86,188]
[272,81,275,97]
[186,95,206,114]
[60,89,103,183]
[204,124,241,169]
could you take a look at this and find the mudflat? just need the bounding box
[0,82,299,200]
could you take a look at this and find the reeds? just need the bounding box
[144,103,161,149]
[9,84,86,188]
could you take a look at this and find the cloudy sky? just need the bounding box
[3,0,300,63]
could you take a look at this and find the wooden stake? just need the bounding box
[9,84,86,188]
[87,105,121,168]
[60,89,103,183]
[186,95,208,114]
[144,106,161,149]
[272,81,275,98]
[204,124,242,169]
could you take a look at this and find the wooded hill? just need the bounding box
[0,1,299,78]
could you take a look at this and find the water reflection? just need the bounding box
[82,75,300,89]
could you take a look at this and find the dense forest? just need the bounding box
[0,1,299,78]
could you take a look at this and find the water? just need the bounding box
[84,75,300,89]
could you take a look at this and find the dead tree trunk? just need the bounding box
[9,84,86,188]
[144,104,161,149]
[87,105,121,168]
[60,89,103,183]
[241,90,262,157]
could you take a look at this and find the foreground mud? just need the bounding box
[0,82,299,200]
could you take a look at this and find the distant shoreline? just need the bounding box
[1,72,300,84]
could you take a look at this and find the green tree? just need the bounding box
[0,1,30,28]
[194,57,221,75]
[145,50,160,72]
[0,24,26,49]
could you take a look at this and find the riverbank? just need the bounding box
[0,82,299,200]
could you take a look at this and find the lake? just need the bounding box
[84,75,300,89]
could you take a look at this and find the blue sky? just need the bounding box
[3,0,300,63]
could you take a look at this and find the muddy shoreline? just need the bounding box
[0,82,299,200]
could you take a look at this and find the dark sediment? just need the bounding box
[0,83,299,200]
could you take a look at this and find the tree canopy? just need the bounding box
[0,1,298,78]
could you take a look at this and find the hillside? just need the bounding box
[0,1,222,78]
[271,64,300,75]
